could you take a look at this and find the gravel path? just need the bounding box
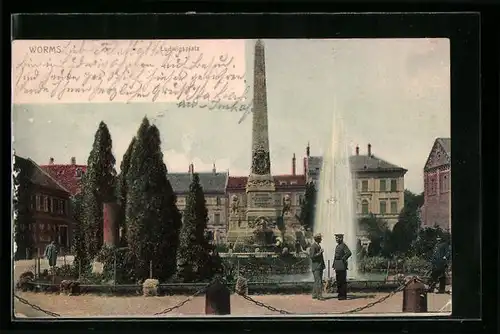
[13,291,451,317]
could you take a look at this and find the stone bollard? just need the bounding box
[402,278,428,312]
[143,279,159,297]
[205,279,231,315]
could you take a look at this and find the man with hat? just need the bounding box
[428,236,450,293]
[333,233,352,300]
[309,233,326,300]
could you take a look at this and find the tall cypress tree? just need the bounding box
[146,125,182,281]
[13,156,35,260]
[176,173,211,282]
[300,181,317,230]
[70,193,91,275]
[116,137,136,246]
[125,117,154,279]
[81,121,117,260]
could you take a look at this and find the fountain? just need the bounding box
[314,107,359,279]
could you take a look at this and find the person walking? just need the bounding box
[428,236,450,294]
[309,233,326,300]
[333,234,352,300]
[44,240,58,273]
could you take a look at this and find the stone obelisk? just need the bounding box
[245,39,277,230]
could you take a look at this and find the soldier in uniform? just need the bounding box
[428,236,450,294]
[333,234,352,300]
[309,233,326,300]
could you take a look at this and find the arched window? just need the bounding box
[361,200,369,215]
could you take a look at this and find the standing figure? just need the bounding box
[333,234,352,300]
[309,233,326,300]
[428,236,450,293]
[44,241,58,271]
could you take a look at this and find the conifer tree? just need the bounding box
[13,156,34,260]
[176,173,211,282]
[116,137,136,245]
[300,181,317,230]
[70,193,91,275]
[81,121,117,260]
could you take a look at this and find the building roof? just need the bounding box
[40,164,87,196]
[227,174,307,190]
[436,138,451,156]
[15,156,70,194]
[167,172,229,194]
[308,155,407,173]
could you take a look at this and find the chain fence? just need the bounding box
[14,275,448,317]
[14,294,61,317]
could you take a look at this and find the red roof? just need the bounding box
[40,164,87,196]
[227,174,306,189]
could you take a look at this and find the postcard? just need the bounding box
[12,38,451,318]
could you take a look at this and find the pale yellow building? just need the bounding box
[167,164,229,243]
[307,144,407,230]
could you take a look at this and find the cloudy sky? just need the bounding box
[12,38,450,193]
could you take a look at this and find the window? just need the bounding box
[391,179,397,192]
[379,201,387,215]
[440,173,450,193]
[279,181,287,185]
[390,201,398,214]
[75,168,83,177]
[361,180,368,192]
[361,200,369,214]
[48,197,52,213]
[216,196,221,206]
[36,195,42,211]
[214,213,221,225]
[43,196,49,212]
[290,181,297,185]
[54,199,60,214]
[30,195,36,210]
[299,194,305,205]
[379,180,386,191]
[429,175,437,195]
[60,200,66,215]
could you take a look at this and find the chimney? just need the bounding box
[70,157,76,165]
[306,142,310,158]
[292,153,296,176]
[303,157,308,176]
[355,145,359,156]
[212,163,217,174]
[49,157,54,165]
[189,163,194,174]
[368,144,372,157]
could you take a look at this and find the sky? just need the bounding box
[12,38,450,193]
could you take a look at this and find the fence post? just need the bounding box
[205,278,231,315]
[149,260,153,279]
[327,260,331,278]
[37,257,41,277]
[34,256,38,278]
[78,261,82,280]
[114,251,117,286]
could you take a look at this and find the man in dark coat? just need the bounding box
[333,234,352,300]
[309,233,326,300]
[428,237,450,293]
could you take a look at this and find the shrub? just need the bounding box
[358,256,390,272]
[142,279,159,296]
[16,271,35,292]
[60,280,80,295]
[53,264,79,279]
[97,246,136,284]
[403,256,431,276]
[235,276,248,296]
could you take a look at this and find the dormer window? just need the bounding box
[75,168,83,177]
[279,181,287,185]
[290,181,297,185]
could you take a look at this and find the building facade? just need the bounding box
[167,164,229,243]
[421,138,451,231]
[15,156,74,258]
[306,143,407,229]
